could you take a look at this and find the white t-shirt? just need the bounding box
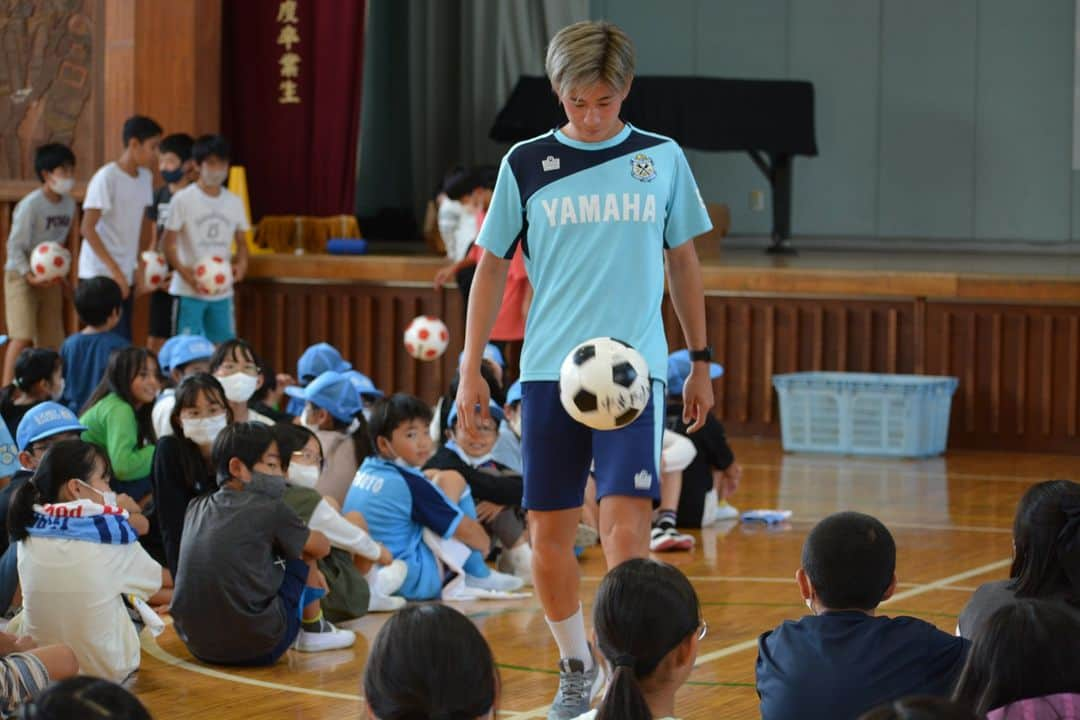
[11,536,162,682]
[164,184,250,298]
[78,162,153,284]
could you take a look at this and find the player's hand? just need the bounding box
[25,273,49,288]
[232,258,247,284]
[116,493,141,515]
[433,265,455,290]
[454,364,491,438]
[179,267,200,293]
[377,545,393,565]
[111,269,131,299]
[475,501,505,523]
[681,365,715,434]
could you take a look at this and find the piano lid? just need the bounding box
[490,76,817,157]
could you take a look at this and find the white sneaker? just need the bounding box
[367,592,407,612]
[497,544,533,586]
[649,526,694,552]
[371,560,408,597]
[714,499,740,521]
[701,488,720,527]
[294,621,356,652]
[465,568,525,592]
[574,523,599,548]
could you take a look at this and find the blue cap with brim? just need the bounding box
[458,343,506,369]
[297,343,351,383]
[161,334,215,374]
[284,370,362,423]
[506,381,522,406]
[16,402,87,452]
[447,400,505,428]
[344,370,384,399]
[666,349,724,396]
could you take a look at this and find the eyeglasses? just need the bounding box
[291,449,324,466]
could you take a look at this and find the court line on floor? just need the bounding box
[738,462,1061,484]
[582,575,977,592]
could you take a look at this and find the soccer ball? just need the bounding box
[194,256,232,295]
[404,316,449,361]
[141,251,169,291]
[559,337,651,430]
[31,242,70,281]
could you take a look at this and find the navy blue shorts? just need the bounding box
[520,380,663,511]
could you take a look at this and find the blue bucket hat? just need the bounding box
[344,370,384,399]
[284,371,362,423]
[16,402,88,452]
[160,334,215,374]
[457,343,506,370]
[505,381,522,406]
[666,349,724,396]
[447,400,505,428]
[297,343,351,383]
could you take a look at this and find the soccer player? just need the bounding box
[454,20,714,720]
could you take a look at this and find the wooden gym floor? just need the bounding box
[129,438,1080,719]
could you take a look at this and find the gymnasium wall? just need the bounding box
[591,0,1079,246]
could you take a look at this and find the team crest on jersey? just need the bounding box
[630,153,656,182]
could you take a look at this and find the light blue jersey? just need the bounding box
[343,456,463,601]
[477,123,711,383]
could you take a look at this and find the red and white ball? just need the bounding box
[404,315,449,361]
[141,251,169,291]
[194,256,232,295]
[31,242,70,282]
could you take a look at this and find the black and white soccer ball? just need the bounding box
[559,337,651,431]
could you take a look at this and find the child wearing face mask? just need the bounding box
[161,133,249,344]
[150,333,216,439]
[3,143,77,388]
[0,349,65,440]
[146,133,195,355]
[272,423,407,614]
[208,339,274,426]
[171,422,356,664]
[343,394,522,600]
[80,347,161,504]
[423,401,531,584]
[286,370,373,505]
[5,439,163,682]
[151,373,232,577]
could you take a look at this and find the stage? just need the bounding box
[237,241,1080,454]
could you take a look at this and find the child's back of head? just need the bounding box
[21,676,152,720]
[593,558,702,720]
[802,511,896,611]
[952,599,1080,717]
[1009,479,1080,600]
[75,277,124,329]
[858,696,979,720]
[364,604,497,720]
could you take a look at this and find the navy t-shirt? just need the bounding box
[756,611,970,720]
[60,331,130,413]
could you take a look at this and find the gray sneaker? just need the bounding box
[547,655,603,720]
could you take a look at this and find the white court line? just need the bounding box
[140,631,526,717]
[582,575,976,592]
[785,519,1011,535]
[738,462,1057,485]
[884,558,1011,604]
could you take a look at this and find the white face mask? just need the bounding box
[201,166,228,187]
[48,176,75,195]
[182,414,228,446]
[78,480,117,508]
[287,463,320,489]
[217,373,258,403]
[50,378,65,402]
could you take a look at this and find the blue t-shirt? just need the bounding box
[756,611,970,720]
[60,331,130,413]
[477,123,711,383]
[343,456,463,600]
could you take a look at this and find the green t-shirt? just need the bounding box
[80,393,155,481]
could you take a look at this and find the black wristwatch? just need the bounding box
[688,346,713,362]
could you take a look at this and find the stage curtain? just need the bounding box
[355,0,587,223]
[223,0,365,219]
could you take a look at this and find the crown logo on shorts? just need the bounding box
[541,155,560,172]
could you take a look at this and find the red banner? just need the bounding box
[222,0,365,219]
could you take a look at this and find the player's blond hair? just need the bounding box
[545,21,635,98]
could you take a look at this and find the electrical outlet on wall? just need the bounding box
[750,190,766,212]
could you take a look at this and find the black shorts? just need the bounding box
[149,290,176,339]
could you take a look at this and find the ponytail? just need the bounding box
[348,412,373,467]
[0,348,60,407]
[593,559,701,720]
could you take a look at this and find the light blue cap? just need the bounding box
[506,381,522,406]
[284,370,362,423]
[160,334,215,374]
[667,349,724,395]
[345,370,384,399]
[297,343,351,383]
[16,402,87,452]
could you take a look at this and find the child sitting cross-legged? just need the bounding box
[423,399,532,584]
[756,512,970,720]
[170,422,355,664]
[272,422,407,614]
[342,394,521,601]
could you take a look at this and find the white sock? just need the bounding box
[546,605,593,670]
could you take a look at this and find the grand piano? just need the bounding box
[489,76,818,253]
